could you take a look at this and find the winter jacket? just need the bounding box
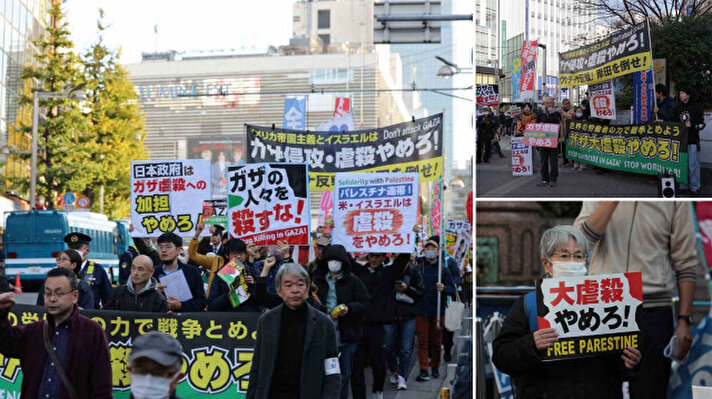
[415,257,455,317]
[518,111,537,136]
[104,277,168,312]
[675,100,705,146]
[492,295,636,399]
[207,267,261,312]
[575,202,697,305]
[655,96,677,122]
[371,254,425,323]
[154,261,208,312]
[537,108,562,129]
[313,245,371,344]
[353,262,388,323]
[476,114,498,140]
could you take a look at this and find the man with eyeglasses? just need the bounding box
[128,331,186,399]
[575,202,697,399]
[0,267,112,398]
[154,232,207,312]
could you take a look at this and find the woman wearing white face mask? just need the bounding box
[492,225,642,399]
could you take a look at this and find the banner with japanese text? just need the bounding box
[523,123,559,148]
[476,84,499,108]
[202,199,228,230]
[520,41,537,100]
[559,21,652,86]
[511,56,522,102]
[589,81,617,120]
[131,160,211,237]
[226,163,310,246]
[536,272,643,361]
[445,220,471,259]
[429,180,443,238]
[633,68,655,124]
[511,136,533,175]
[187,136,244,199]
[565,120,689,183]
[331,172,418,253]
[0,305,258,398]
[246,113,443,191]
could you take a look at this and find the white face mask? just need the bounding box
[551,261,587,278]
[328,260,342,273]
[424,250,438,260]
[130,372,177,399]
[575,112,583,118]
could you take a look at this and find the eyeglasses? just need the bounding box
[44,290,75,299]
[551,252,586,261]
[55,256,70,263]
[157,244,176,251]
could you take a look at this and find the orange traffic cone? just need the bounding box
[13,274,22,294]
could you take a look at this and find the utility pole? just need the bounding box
[538,43,547,100]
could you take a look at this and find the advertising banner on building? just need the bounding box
[187,136,245,199]
[226,163,310,246]
[559,22,652,86]
[131,159,211,237]
[331,172,418,253]
[511,56,522,102]
[633,68,655,124]
[283,97,307,130]
[511,136,533,175]
[476,84,499,108]
[0,305,258,398]
[246,113,443,191]
[520,40,538,99]
[536,272,643,361]
[202,199,228,230]
[523,123,559,148]
[565,120,689,183]
[589,81,617,120]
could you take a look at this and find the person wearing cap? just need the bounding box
[0,267,112,398]
[675,86,705,196]
[65,232,112,309]
[414,236,456,382]
[154,232,207,312]
[104,255,168,312]
[247,263,341,399]
[306,235,331,278]
[37,249,95,309]
[128,331,185,399]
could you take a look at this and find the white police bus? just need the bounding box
[3,210,126,282]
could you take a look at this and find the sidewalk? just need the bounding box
[477,136,712,197]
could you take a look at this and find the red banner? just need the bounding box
[696,202,712,269]
[520,41,538,99]
[523,123,559,148]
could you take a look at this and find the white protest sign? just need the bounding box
[331,172,418,253]
[130,159,211,237]
[226,163,310,246]
[589,81,617,120]
[537,272,643,361]
[511,136,533,176]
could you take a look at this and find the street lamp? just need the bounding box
[435,56,473,78]
[31,85,87,209]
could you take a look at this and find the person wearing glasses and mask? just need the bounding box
[0,268,112,398]
[492,226,641,399]
[36,250,95,309]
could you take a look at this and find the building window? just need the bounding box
[318,34,330,45]
[293,16,300,22]
[318,10,330,29]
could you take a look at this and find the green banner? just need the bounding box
[565,120,689,184]
[0,305,258,398]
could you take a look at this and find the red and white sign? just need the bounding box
[511,137,533,176]
[76,196,91,209]
[589,81,617,120]
[696,203,712,270]
[520,41,538,100]
[332,172,418,253]
[523,123,559,148]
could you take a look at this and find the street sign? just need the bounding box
[76,196,91,209]
[374,1,442,44]
[63,192,76,205]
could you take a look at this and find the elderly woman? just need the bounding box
[492,225,641,399]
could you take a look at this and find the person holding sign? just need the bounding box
[536,96,562,187]
[575,202,697,398]
[492,226,641,398]
[154,232,207,312]
[675,87,705,196]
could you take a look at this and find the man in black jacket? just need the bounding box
[104,255,167,312]
[653,84,677,122]
[382,253,425,390]
[351,253,389,399]
[476,107,498,164]
[675,87,705,195]
[536,96,562,187]
[313,244,371,399]
[154,232,207,312]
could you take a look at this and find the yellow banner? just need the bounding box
[309,157,443,191]
[560,53,652,87]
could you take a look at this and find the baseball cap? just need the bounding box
[128,331,184,367]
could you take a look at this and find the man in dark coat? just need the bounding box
[653,83,677,122]
[675,86,705,195]
[536,96,562,187]
[154,232,207,312]
[476,106,498,163]
[313,244,371,399]
[66,232,112,308]
[247,263,341,399]
[104,255,168,312]
[0,267,112,398]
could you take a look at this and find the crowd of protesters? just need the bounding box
[0,223,472,399]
